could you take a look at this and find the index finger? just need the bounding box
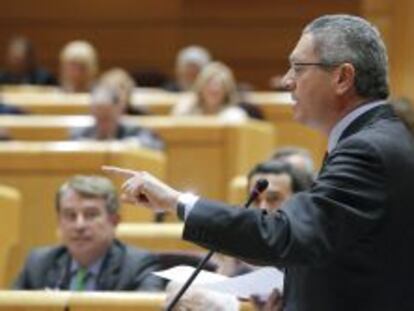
[102,165,138,178]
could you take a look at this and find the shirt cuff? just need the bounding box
[176,192,199,221]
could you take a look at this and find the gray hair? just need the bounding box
[177,45,211,69]
[56,175,119,214]
[304,14,389,100]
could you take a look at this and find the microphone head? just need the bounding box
[255,178,269,193]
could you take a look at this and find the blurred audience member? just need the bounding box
[165,281,239,311]
[247,160,312,213]
[270,146,315,177]
[60,40,98,93]
[173,62,248,122]
[71,84,164,150]
[216,160,312,276]
[14,175,163,291]
[165,45,212,92]
[99,68,147,115]
[0,99,25,140]
[216,160,313,311]
[0,36,56,85]
[0,101,25,114]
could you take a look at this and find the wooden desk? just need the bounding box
[0,186,21,288]
[0,142,165,286]
[1,93,90,115]
[0,290,69,310]
[69,292,166,311]
[0,291,254,311]
[0,89,326,166]
[1,116,275,200]
[69,292,254,311]
[116,223,203,252]
[1,88,325,165]
[0,91,178,115]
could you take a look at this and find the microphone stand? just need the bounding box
[165,179,269,311]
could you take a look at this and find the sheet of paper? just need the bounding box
[154,265,284,299]
[204,267,284,299]
[153,265,229,285]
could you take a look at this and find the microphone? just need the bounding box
[243,178,269,208]
[165,178,269,311]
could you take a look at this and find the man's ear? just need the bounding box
[335,63,355,96]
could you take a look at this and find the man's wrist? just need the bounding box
[176,192,199,220]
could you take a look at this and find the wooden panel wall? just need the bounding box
[363,0,414,102]
[0,0,360,89]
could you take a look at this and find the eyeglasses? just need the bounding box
[289,62,340,78]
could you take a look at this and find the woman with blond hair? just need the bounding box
[172,62,248,122]
[59,40,98,93]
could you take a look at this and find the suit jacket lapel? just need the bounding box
[318,104,395,177]
[338,104,395,143]
[45,251,71,289]
[96,241,124,290]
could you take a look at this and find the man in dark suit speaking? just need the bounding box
[104,15,414,310]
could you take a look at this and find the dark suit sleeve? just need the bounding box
[183,137,387,266]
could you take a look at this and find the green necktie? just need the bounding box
[74,267,89,291]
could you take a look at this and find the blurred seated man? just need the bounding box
[217,160,312,276]
[0,36,56,85]
[59,40,98,93]
[70,84,164,151]
[164,45,212,92]
[13,175,163,291]
[216,161,312,311]
[247,160,312,213]
[270,146,315,178]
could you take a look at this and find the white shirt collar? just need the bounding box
[328,100,386,153]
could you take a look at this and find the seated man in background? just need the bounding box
[248,160,313,213]
[216,160,312,311]
[71,84,164,151]
[270,146,315,178]
[166,161,311,310]
[216,160,313,277]
[14,175,163,291]
[0,36,56,85]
